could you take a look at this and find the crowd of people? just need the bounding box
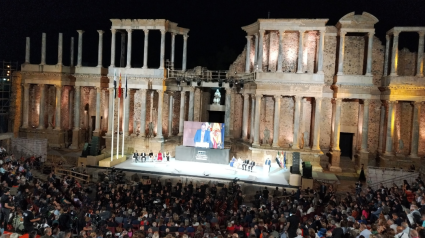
[0,147,423,238]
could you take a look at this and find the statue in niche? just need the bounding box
[213,89,221,105]
[303,132,310,148]
[148,122,154,138]
[398,139,404,153]
[263,128,270,145]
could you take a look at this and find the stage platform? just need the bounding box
[113,158,292,187]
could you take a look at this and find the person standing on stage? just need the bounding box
[149,150,154,161]
[157,151,163,161]
[166,152,170,162]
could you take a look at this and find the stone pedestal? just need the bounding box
[329,150,342,172]
[70,129,80,149]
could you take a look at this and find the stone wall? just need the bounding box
[319,98,333,151]
[9,72,22,136]
[323,36,337,84]
[419,106,425,156]
[398,48,417,76]
[232,93,243,139]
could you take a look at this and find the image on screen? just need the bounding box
[183,121,225,149]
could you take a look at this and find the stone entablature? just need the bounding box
[110,19,189,35]
[336,12,378,30]
[242,19,328,35]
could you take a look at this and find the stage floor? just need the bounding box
[114,158,291,186]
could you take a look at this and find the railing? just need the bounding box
[54,167,90,183]
[367,166,419,190]
[167,67,255,83]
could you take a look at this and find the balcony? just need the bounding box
[255,72,325,84]
[333,75,374,86]
[107,67,165,79]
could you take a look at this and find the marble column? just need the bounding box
[140,89,147,137]
[365,32,374,76]
[54,85,62,130]
[68,88,73,130]
[126,29,132,69]
[178,91,185,136]
[292,96,302,149]
[384,101,396,155]
[317,30,325,74]
[332,98,342,151]
[254,34,259,67]
[159,30,166,69]
[70,86,81,149]
[253,94,262,146]
[416,31,425,77]
[250,95,255,141]
[296,30,305,73]
[97,30,104,67]
[242,93,249,140]
[110,29,116,67]
[123,88,130,136]
[277,31,284,72]
[224,89,232,138]
[390,31,400,76]
[409,102,422,158]
[94,87,101,133]
[77,30,84,67]
[22,84,30,128]
[156,90,164,139]
[188,88,194,121]
[245,36,252,73]
[171,33,176,69]
[257,30,264,72]
[37,84,46,129]
[182,34,188,71]
[70,37,75,67]
[337,31,346,75]
[107,88,113,135]
[25,37,30,64]
[142,30,149,69]
[41,33,46,65]
[272,95,281,147]
[312,97,322,151]
[57,33,63,65]
[378,103,385,153]
[360,99,370,152]
[168,93,174,137]
[383,35,390,76]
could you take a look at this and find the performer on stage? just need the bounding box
[166,152,170,162]
[237,157,243,169]
[283,152,287,169]
[247,161,256,172]
[149,150,154,161]
[157,151,163,161]
[242,159,250,170]
[264,157,271,172]
[141,151,147,162]
[134,151,139,163]
[229,156,236,167]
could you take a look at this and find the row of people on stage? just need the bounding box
[229,156,256,172]
[132,151,170,163]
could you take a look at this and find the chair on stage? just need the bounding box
[242,160,250,170]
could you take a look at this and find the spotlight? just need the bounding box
[197,78,201,86]
[218,79,223,87]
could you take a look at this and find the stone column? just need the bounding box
[390,31,400,76]
[156,90,164,139]
[416,31,425,77]
[68,88,73,130]
[296,30,305,73]
[37,84,46,129]
[54,85,62,130]
[107,88,113,135]
[292,96,302,149]
[332,98,342,151]
[168,93,174,137]
[76,30,84,67]
[378,103,385,153]
[312,97,322,151]
[178,91,185,136]
[254,34,259,67]
[22,84,30,128]
[365,32,374,76]
[123,88,130,136]
[125,29,132,69]
[94,87,101,134]
[409,102,422,158]
[250,95,255,141]
[70,86,81,149]
[337,31,346,75]
[257,30,264,72]
[188,88,194,121]
[159,30,166,69]
[41,33,46,65]
[245,36,252,73]
[242,93,249,140]
[142,30,149,69]
[182,34,188,71]
[97,30,104,67]
[171,33,176,69]
[277,31,284,72]
[383,35,390,76]
[360,99,370,152]
[272,95,281,147]
[25,37,30,64]
[317,30,325,74]
[140,89,147,137]
[57,33,63,65]
[253,94,262,146]
[224,89,232,138]
[70,37,75,67]
[110,29,116,67]
[384,101,396,155]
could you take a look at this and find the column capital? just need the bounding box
[186,87,194,92]
[143,29,149,35]
[54,85,62,90]
[37,83,46,88]
[273,95,282,100]
[245,35,252,40]
[95,86,101,92]
[225,89,232,95]
[339,30,347,36]
[315,97,323,102]
[334,98,343,104]
[363,99,370,106]
[393,31,401,37]
[413,101,423,106]
[97,30,104,35]
[279,30,286,35]
[126,29,133,33]
[255,94,263,99]
[157,89,163,94]
[419,31,425,37]
[242,92,249,98]
[368,32,375,37]
[160,29,166,34]
[385,100,398,106]
[298,30,305,34]
[111,29,116,34]
[183,34,189,40]
[77,30,85,34]
[386,34,390,40]
[23,83,30,88]
[294,95,302,101]
[258,30,265,34]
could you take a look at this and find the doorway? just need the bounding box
[339,132,353,158]
[208,111,225,123]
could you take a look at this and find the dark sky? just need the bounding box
[1,0,424,70]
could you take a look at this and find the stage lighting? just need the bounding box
[218,79,223,87]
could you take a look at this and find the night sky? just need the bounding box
[1,0,424,70]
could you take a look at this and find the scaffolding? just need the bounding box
[0,61,19,133]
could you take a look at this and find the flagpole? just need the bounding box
[111,70,116,161]
[121,74,126,157]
